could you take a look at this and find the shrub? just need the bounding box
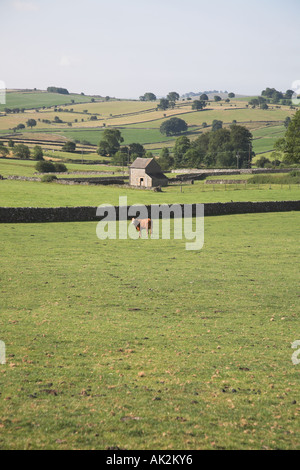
[256,156,271,168]
[41,174,57,183]
[54,163,67,172]
[62,141,76,152]
[35,160,55,173]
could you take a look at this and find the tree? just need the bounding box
[200,93,208,101]
[190,133,210,167]
[62,141,76,152]
[173,136,191,167]
[229,124,253,167]
[211,120,223,131]
[128,143,145,159]
[0,144,9,157]
[214,95,221,102]
[284,116,291,128]
[26,119,37,129]
[157,98,169,110]
[157,147,174,171]
[248,98,259,107]
[54,116,63,123]
[167,92,179,102]
[13,144,31,159]
[47,86,69,95]
[33,145,43,160]
[171,124,253,169]
[111,150,128,166]
[159,117,188,136]
[16,123,25,131]
[192,100,207,111]
[142,92,156,101]
[261,87,283,103]
[97,129,124,157]
[279,109,300,163]
[228,92,235,98]
[208,128,232,167]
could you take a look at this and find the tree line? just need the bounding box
[248,87,296,108]
[96,123,254,169]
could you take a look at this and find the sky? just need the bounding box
[1,0,300,99]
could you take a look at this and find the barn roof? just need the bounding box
[147,172,168,180]
[129,157,168,181]
[129,157,153,169]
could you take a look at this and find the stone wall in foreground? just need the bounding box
[0,200,300,223]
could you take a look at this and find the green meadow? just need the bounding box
[0,91,95,110]
[0,179,299,208]
[0,212,299,449]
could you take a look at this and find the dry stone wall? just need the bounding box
[0,201,299,223]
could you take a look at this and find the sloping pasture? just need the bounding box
[0,212,299,449]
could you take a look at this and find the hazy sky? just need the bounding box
[1,0,300,98]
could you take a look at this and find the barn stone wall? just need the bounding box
[129,168,152,187]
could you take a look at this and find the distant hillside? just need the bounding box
[0,90,102,111]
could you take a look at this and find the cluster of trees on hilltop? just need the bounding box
[248,87,295,107]
[47,86,69,95]
[139,91,180,102]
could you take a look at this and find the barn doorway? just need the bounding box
[139,177,144,186]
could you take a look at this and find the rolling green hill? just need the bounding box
[0,90,296,159]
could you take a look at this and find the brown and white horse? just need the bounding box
[131,218,152,237]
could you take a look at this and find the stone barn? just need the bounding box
[129,157,168,188]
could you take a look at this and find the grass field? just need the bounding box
[0,91,96,110]
[0,159,123,178]
[0,212,299,449]
[252,125,286,154]
[0,179,299,208]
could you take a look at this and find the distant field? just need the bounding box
[57,128,175,147]
[0,91,95,111]
[252,125,286,154]
[0,91,296,163]
[63,100,157,116]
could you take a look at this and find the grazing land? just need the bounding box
[0,213,299,450]
[0,91,296,155]
[0,90,299,450]
[0,178,299,208]
[1,90,99,110]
